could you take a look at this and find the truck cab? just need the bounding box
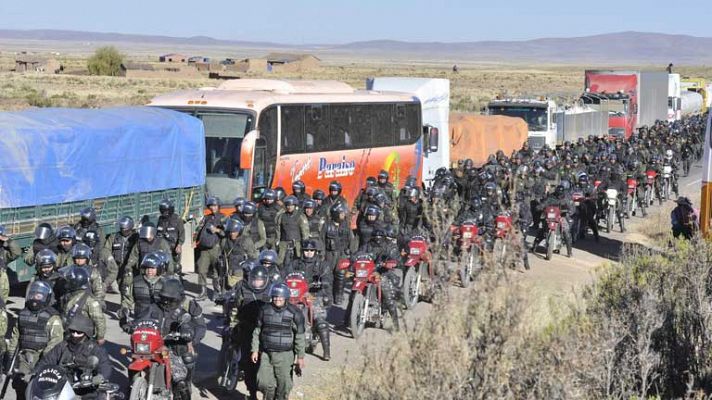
[488,98,557,150]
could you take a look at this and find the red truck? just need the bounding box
[584,70,669,138]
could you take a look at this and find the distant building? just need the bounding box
[159,53,187,63]
[264,53,320,72]
[120,62,202,79]
[15,55,62,73]
[188,56,210,64]
[229,58,267,73]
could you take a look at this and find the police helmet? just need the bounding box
[259,250,278,266]
[79,207,97,224]
[206,196,221,207]
[328,181,342,195]
[405,176,417,188]
[274,187,286,202]
[159,199,175,215]
[330,204,347,221]
[117,216,134,231]
[292,180,306,194]
[158,277,185,307]
[302,199,317,211]
[67,314,95,338]
[64,265,90,291]
[248,265,269,291]
[302,239,318,252]
[366,177,377,188]
[57,226,77,242]
[372,229,386,240]
[407,187,420,199]
[233,197,246,211]
[262,189,277,202]
[242,201,258,216]
[364,205,381,217]
[141,251,168,275]
[139,222,157,240]
[365,187,379,198]
[312,189,326,201]
[283,195,299,207]
[225,218,245,235]
[71,243,93,260]
[26,280,53,312]
[384,225,398,240]
[34,223,53,241]
[35,249,57,269]
[378,170,389,181]
[269,283,290,301]
[83,231,100,248]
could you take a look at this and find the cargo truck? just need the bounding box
[668,73,682,122]
[449,114,527,165]
[681,77,709,113]
[584,70,669,138]
[0,107,206,283]
[487,98,607,149]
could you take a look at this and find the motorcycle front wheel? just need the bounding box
[349,292,367,339]
[402,267,420,310]
[546,231,555,261]
[460,250,476,288]
[129,374,149,400]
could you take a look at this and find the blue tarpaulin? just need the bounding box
[0,107,205,209]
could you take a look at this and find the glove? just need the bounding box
[92,374,105,386]
[180,328,194,342]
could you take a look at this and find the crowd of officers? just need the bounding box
[0,114,706,400]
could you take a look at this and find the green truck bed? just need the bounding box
[2,186,204,284]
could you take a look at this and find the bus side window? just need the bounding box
[258,106,278,188]
[395,103,420,145]
[331,105,352,149]
[305,105,330,152]
[372,104,394,146]
[281,105,305,154]
[351,105,372,148]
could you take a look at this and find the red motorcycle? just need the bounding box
[285,272,319,352]
[449,221,481,288]
[124,314,192,400]
[492,212,513,266]
[544,205,563,260]
[645,170,657,206]
[345,254,397,338]
[626,176,638,218]
[401,235,431,308]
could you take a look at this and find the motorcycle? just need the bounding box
[544,205,562,260]
[492,212,514,266]
[401,235,431,309]
[124,314,193,400]
[626,176,638,218]
[570,192,585,243]
[346,254,397,339]
[26,357,123,400]
[449,221,481,288]
[284,272,320,353]
[662,164,673,201]
[645,170,657,206]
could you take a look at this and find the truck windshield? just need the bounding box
[490,106,548,131]
[196,112,254,203]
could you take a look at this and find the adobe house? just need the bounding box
[264,53,320,72]
[15,55,62,73]
[159,53,187,63]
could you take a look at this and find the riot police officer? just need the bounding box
[357,205,383,250]
[399,187,426,237]
[55,226,77,268]
[59,266,106,345]
[104,216,138,294]
[258,189,283,249]
[216,218,258,301]
[276,196,309,266]
[196,196,224,300]
[124,222,173,298]
[323,181,348,219]
[531,185,574,258]
[70,243,106,307]
[136,277,206,400]
[322,204,354,305]
[28,249,63,304]
[0,225,22,302]
[120,251,168,322]
[377,170,396,204]
[83,230,119,295]
[7,281,64,400]
[73,207,104,250]
[302,199,326,253]
[250,283,306,400]
[223,264,271,400]
[360,229,400,331]
[241,201,267,250]
[23,223,56,266]
[157,199,186,276]
[286,239,332,360]
[291,180,310,204]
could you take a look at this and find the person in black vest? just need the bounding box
[23,223,56,266]
[196,196,224,301]
[215,218,258,303]
[258,189,283,250]
[6,281,64,400]
[250,283,305,400]
[120,251,168,325]
[322,204,354,305]
[73,207,104,250]
[276,196,309,266]
[105,216,138,294]
[157,200,186,277]
[241,201,267,250]
[28,249,63,305]
[124,222,173,299]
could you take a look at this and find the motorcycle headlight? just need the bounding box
[497,222,506,229]
[134,342,151,354]
[462,232,473,239]
[410,247,421,255]
[355,269,368,278]
[547,212,556,219]
[289,289,300,298]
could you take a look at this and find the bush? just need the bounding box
[339,234,712,399]
[87,46,124,76]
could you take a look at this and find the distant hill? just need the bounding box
[0,29,710,64]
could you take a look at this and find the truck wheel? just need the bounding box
[349,292,367,339]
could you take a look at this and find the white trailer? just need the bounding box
[668,73,682,122]
[366,77,450,182]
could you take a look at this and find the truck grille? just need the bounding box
[528,136,547,150]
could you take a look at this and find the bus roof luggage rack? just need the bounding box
[217,79,355,94]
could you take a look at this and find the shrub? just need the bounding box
[87,46,124,76]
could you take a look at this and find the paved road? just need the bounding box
[2,163,702,400]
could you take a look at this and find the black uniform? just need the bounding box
[322,220,353,305]
[258,203,282,249]
[157,213,185,273]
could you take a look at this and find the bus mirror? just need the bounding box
[240,130,259,170]
[424,125,439,153]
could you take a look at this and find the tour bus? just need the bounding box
[149,79,440,210]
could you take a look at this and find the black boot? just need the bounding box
[318,329,331,361]
[523,255,530,270]
[389,306,400,332]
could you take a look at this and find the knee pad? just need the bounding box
[315,320,329,333]
[182,352,195,368]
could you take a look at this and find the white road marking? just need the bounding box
[687,179,701,187]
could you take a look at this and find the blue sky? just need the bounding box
[1,0,711,43]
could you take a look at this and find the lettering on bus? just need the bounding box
[290,158,313,183]
[317,156,356,180]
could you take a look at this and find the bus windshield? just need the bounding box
[490,106,548,132]
[196,111,254,203]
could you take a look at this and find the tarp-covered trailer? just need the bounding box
[0,107,206,282]
[449,114,527,166]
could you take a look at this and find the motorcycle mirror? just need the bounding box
[180,313,191,325]
[87,355,99,369]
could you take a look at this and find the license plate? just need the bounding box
[410,248,421,255]
[289,289,300,298]
[355,269,368,278]
[462,232,473,239]
[547,212,556,219]
[574,201,580,206]
[497,222,506,229]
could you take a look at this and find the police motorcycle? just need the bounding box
[26,356,123,400]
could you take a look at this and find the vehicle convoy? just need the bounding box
[448,114,527,165]
[0,107,205,283]
[149,79,442,209]
[583,70,669,139]
[487,98,607,149]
